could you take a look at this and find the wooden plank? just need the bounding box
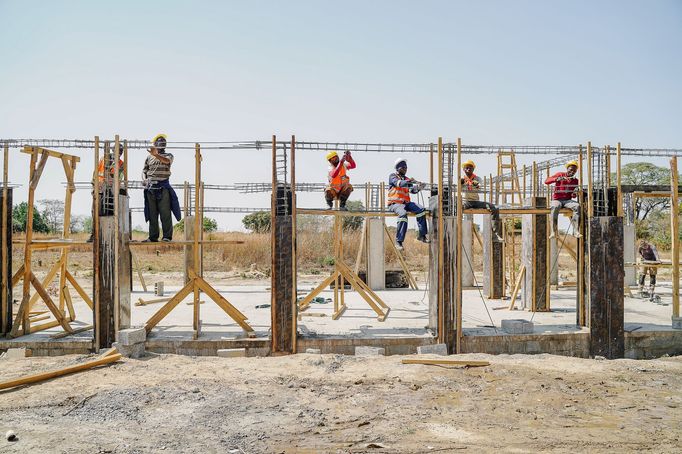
[0,354,121,391]
[128,239,244,246]
[21,146,80,162]
[65,270,93,309]
[297,273,338,311]
[130,250,148,292]
[29,150,49,190]
[1,144,9,334]
[144,280,195,333]
[671,157,679,319]
[401,358,490,367]
[50,324,93,339]
[11,264,25,287]
[508,265,525,310]
[194,277,254,332]
[29,272,73,333]
[456,138,463,353]
[27,255,65,308]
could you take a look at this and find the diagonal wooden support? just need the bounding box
[65,270,93,309]
[336,262,390,320]
[29,150,50,189]
[11,264,25,287]
[194,277,254,333]
[297,273,338,312]
[27,256,66,309]
[144,280,194,333]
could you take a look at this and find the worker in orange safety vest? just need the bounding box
[324,150,356,210]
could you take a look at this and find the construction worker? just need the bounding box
[388,158,428,251]
[461,160,503,242]
[142,134,181,242]
[88,143,125,242]
[325,150,356,210]
[638,240,660,300]
[545,160,582,239]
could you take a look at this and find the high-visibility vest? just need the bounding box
[328,163,350,191]
[388,175,411,205]
[98,157,124,183]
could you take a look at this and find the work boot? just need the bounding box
[326,201,333,209]
[573,231,583,239]
[339,204,348,211]
[417,235,430,244]
[396,242,404,251]
[549,228,557,239]
[142,238,158,243]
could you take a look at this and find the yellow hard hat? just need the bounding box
[462,160,476,169]
[326,151,338,161]
[565,160,579,169]
[152,133,167,143]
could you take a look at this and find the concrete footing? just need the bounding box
[501,319,534,334]
[367,218,385,290]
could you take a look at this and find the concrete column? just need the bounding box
[482,215,504,299]
[367,218,385,290]
[623,224,636,287]
[271,184,295,354]
[588,217,624,359]
[521,197,549,312]
[549,236,559,286]
[0,188,12,336]
[461,215,474,287]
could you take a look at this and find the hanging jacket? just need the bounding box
[143,179,182,222]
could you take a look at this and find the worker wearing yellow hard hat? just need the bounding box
[325,150,356,210]
[142,133,181,242]
[545,159,582,239]
[460,159,503,242]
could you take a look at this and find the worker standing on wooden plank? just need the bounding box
[638,239,660,300]
[324,150,356,210]
[545,160,582,239]
[142,134,181,242]
[388,158,429,251]
[461,160,503,242]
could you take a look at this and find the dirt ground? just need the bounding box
[0,353,680,453]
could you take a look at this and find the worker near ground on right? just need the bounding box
[387,158,429,251]
[325,150,356,210]
[638,239,661,300]
[461,160,503,242]
[545,160,582,239]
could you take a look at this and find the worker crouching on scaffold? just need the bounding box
[638,239,661,300]
[388,158,429,251]
[461,160,503,243]
[88,143,125,242]
[325,150,356,211]
[545,160,582,239]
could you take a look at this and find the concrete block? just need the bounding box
[355,346,385,356]
[217,348,246,358]
[501,319,534,335]
[112,342,145,359]
[305,348,321,354]
[2,348,29,359]
[672,317,682,330]
[117,328,146,346]
[416,344,448,356]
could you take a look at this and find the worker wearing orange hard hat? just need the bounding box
[324,150,356,210]
[545,160,581,239]
[461,160,503,242]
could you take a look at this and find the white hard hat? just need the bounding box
[394,158,407,169]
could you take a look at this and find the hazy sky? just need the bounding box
[1,0,680,230]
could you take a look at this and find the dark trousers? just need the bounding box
[463,200,502,237]
[146,188,173,240]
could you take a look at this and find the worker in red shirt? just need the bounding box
[325,150,356,210]
[545,160,581,239]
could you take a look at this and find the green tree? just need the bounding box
[617,162,673,220]
[12,202,50,233]
[342,200,365,231]
[173,217,219,233]
[242,211,271,233]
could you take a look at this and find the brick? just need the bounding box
[501,319,534,335]
[217,348,246,358]
[416,344,448,356]
[2,348,28,359]
[355,346,385,356]
[305,348,321,354]
[112,342,145,359]
[117,328,146,346]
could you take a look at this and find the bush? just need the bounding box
[342,200,365,231]
[12,202,51,233]
[174,217,219,233]
[242,211,271,233]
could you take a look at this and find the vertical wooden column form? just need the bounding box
[192,144,202,338]
[455,138,463,353]
[588,216,624,358]
[1,143,11,335]
[670,157,680,327]
[521,197,549,311]
[271,135,296,354]
[577,145,586,326]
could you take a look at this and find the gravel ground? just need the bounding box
[0,352,680,453]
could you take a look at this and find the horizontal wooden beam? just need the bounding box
[21,146,80,163]
[128,240,245,247]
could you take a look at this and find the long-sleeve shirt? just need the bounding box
[388,173,420,194]
[461,174,482,201]
[545,172,578,201]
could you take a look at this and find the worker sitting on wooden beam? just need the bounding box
[325,150,356,211]
[638,239,661,300]
[388,158,429,251]
[545,160,582,239]
[461,160,503,242]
